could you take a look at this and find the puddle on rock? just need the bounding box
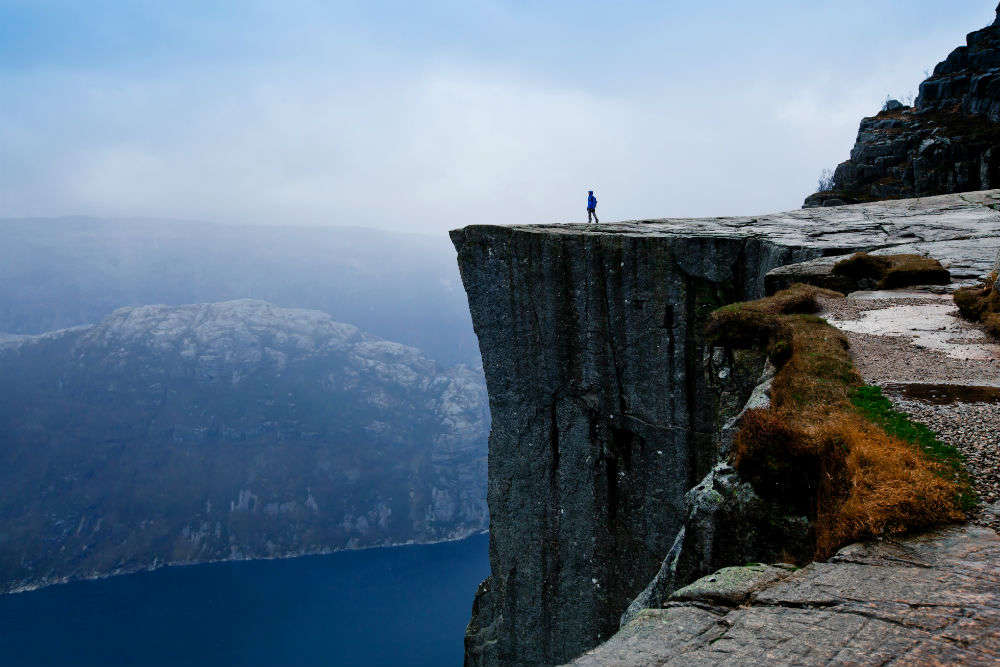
[827,302,1000,361]
[882,383,1000,405]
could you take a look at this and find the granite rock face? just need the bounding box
[452,192,1000,666]
[805,6,1000,208]
[570,520,1000,666]
[453,232,805,667]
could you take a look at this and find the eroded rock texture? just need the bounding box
[453,232,800,666]
[571,520,1000,666]
[452,192,1000,666]
[805,6,1000,208]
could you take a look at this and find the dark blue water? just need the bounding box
[0,533,489,667]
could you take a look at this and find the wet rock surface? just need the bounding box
[805,7,1000,207]
[824,291,1000,373]
[570,520,1000,666]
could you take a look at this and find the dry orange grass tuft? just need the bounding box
[706,283,842,351]
[712,286,965,561]
[813,414,962,558]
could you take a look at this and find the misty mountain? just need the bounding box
[0,217,477,367]
[0,300,488,593]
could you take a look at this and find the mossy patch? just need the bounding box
[833,252,950,290]
[706,283,840,350]
[670,564,791,606]
[851,386,975,512]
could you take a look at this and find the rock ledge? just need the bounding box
[571,519,1000,666]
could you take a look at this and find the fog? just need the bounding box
[0,1,994,233]
[0,217,478,365]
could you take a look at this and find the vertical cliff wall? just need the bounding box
[451,226,815,666]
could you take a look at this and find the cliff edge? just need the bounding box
[571,517,1000,666]
[452,192,1000,666]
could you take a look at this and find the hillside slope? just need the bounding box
[0,300,488,593]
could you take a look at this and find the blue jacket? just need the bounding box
[587,194,597,210]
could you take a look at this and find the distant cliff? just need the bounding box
[805,5,1000,207]
[0,300,488,593]
[452,193,1000,666]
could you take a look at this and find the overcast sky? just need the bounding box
[0,1,995,233]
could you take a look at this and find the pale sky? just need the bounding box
[0,1,995,233]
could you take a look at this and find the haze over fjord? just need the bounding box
[0,0,993,232]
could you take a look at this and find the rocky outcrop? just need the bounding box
[805,5,1000,208]
[619,461,812,628]
[571,516,1000,666]
[452,192,1000,666]
[0,300,489,593]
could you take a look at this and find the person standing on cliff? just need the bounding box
[587,190,599,223]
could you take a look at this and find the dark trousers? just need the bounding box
[588,208,598,223]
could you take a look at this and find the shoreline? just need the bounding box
[3,527,489,597]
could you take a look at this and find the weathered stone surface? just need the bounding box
[454,232,797,667]
[568,607,724,667]
[765,255,861,295]
[806,7,1000,207]
[674,463,811,585]
[771,193,1000,292]
[453,192,1000,666]
[669,564,792,606]
[570,522,1000,666]
[619,459,811,628]
[868,235,1000,285]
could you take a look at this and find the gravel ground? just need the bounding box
[884,394,1000,523]
[842,331,999,386]
[819,293,1000,386]
[819,291,1000,526]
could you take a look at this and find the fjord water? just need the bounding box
[0,533,488,667]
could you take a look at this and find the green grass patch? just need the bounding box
[851,385,976,511]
